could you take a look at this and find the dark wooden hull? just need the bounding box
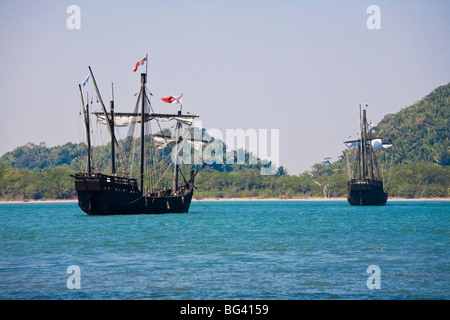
[73,173,193,215]
[347,179,388,206]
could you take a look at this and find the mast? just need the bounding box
[362,109,368,179]
[110,83,115,175]
[140,73,146,193]
[86,97,92,174]
[345,105,388,184]
[79,85,92,173]
[172,115,180,194]
[172,97,184,194]
[358,104,363,180]
[368,125,375,180]
[88,67,113,136]
[89,67,126,177]
[110,100,115,175]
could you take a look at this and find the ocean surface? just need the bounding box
[0,200,448,300]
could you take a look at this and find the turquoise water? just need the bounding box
[0,201,448,300]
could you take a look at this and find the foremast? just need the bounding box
[78,84,92,174]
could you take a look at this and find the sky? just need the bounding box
[0,0,449,175]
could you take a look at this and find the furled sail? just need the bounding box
[344,140,360,149]
[93,112,198,127]
[151,134,176,150]
[150,133,213,150]
[95,114,150,127]
[344,138,392,150]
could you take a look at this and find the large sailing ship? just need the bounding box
[73,58,211,215]
[344,105,391,205]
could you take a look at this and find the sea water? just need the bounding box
[0,201,448,300]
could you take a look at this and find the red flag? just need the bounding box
[133,57,147,72]
[161,95,182,105]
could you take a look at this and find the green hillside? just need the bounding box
[0,142,86,172]
[375,82,449,165]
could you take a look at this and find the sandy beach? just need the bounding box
[195,197,450,202]
[0,197,448,204]
[0,199,78,204]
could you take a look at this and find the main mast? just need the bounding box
[172,115,180,194]
[140,73,146,193]
[172,96,183,195]
[110,99,115,175]
[361,108,368,179]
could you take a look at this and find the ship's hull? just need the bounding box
[73,173,193,215]
[347,179,388,206]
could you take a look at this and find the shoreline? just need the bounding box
[0,199,78,204]
[195,197,450,202]
[0,197,449,204]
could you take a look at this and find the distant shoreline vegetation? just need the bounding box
[1,82,449,201]
[0,160,448,201]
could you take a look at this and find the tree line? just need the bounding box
[0,159,448,201]
[0,163,75,200]
[1,83,449,201]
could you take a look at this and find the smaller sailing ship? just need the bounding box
[344,105,392,205]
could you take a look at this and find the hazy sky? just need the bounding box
[0,0,449,174]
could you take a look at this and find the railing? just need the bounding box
[349,179,383,187]
[74,172,137,185]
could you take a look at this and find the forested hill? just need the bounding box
[2,83,448,172]
[374,82,449,166]
[0,142,86,172]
